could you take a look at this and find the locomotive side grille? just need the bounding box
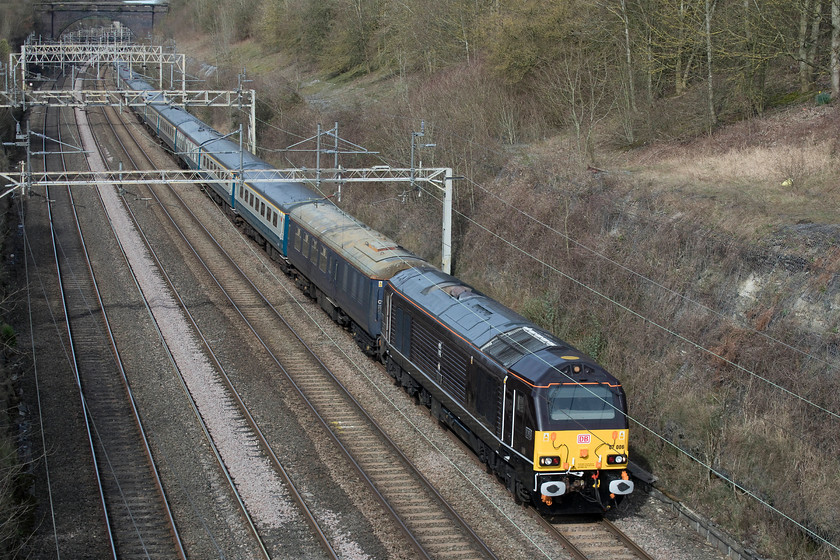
[410,321,439,379]
[440,344,467,404]
[388,303,397,344]
[409,320,468,405]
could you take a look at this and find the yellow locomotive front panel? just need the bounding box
[534,428,629,472]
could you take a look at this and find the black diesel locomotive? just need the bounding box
[119,66,633,513]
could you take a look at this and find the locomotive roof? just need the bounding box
[290,202,428,279]
[389,267,618,386]
[389,267,536,347]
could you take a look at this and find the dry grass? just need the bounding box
[626,103,840,241]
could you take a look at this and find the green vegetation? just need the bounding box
[175,0,840,147]
[0,324,14,348]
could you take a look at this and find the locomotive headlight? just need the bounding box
[607,454,627,465]
[539,456,561,467]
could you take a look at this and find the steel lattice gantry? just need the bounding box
[11,42,186,90]
[0,41,257,153]
[2,88,256,111]
[1,167,455,273]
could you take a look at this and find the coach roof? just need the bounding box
[290,202,427,279]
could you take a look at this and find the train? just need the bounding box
[117,65,634,513]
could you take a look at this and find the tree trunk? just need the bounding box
[705,0,717,128]
[646,28,654,103]
[676,0,686,95]
[807,0,823,85]
[620,0,637,112]
[799,0,813,92]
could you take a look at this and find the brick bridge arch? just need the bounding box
[35,2,169,40]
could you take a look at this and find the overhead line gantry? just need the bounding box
[0,35,257,153]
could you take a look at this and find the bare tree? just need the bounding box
[538,47,614,162]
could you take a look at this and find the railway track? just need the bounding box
[539,515,656,560]
[434,401,657,560]
[80,68,326,558]
[40,70,184,558]
[92,67,498,560]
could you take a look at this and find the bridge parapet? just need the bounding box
[35,2,170,39]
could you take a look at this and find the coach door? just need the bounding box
[383,292,392,341]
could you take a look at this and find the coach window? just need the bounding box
[319,246,328,272]
[272,212,278,227]
[294,228,302,251]
[303,233,310,259]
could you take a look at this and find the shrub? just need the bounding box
[0,324,14,349]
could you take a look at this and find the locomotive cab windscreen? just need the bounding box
[541,383,625,430]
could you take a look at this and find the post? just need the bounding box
[316,122,321,192]
[20,43,25,91]
[250,90,256,154]
[411,120,427,195]
[25,121,31,196]
[239,123,243,201]
[333,122,340,200]
[442,169,453,274]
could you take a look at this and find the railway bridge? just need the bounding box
[34,1,169,39]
